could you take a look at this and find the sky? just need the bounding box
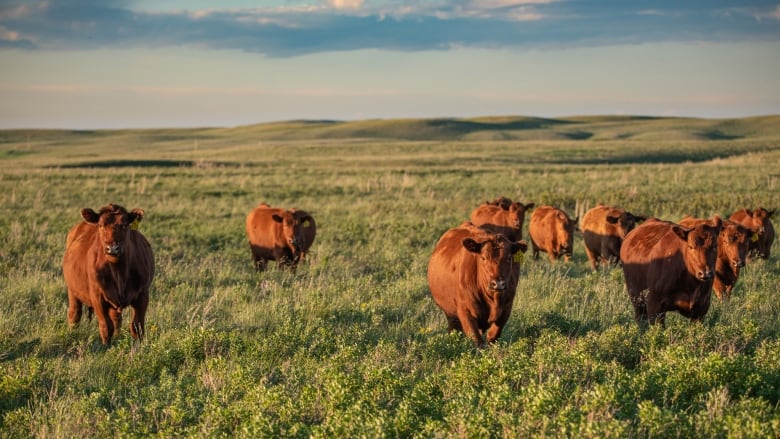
[1,0,779,129]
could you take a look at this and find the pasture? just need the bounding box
[1,115,779,437]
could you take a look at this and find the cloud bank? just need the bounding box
[0,0,778,56]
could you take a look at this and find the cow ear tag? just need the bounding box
[303,220,311,228]
[513,252,524,263]
[751,233,759,243]
[130,219,140,230]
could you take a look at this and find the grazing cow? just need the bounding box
[581,204,646,270]
[679,216,752,301]
[245,203,315,271]
[620,216,722,325]
[62,203,154,344]
[528,206,578,262]
[470,197,535,241]
[427,222,528,346]
[729,208,775,260]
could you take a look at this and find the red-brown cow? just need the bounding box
[470,197,535,242]
[427,222,528,346]
[62,204,154,344]
[581,204,646,270]
[729,208,775,260]
[679,216,752,301]
[245,203,315,271]
[528,206,578,262]
[620,216,722,325]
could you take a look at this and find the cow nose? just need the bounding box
[105,243,121,256]
[733,259,745,268]
[697,268,712,280]
[490,279,506,291]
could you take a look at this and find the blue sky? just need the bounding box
[1,0,779,129]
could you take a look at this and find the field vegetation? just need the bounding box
[1,115,779,437]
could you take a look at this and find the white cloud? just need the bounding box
[324,0,364,11]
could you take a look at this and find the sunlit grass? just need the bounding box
[1,116,779,437]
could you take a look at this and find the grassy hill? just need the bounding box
[0,115,779,437]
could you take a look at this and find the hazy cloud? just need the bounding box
[0,0,778,56]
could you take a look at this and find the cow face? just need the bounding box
[750,208,775,258]
[556,212,578,261]
[608,212,645,238]
[82,204,144,260]
[272,210,310,253]
[719,221,751,270]
[463,236,527,292]
[674,217,722,281]
[508,202,535,229]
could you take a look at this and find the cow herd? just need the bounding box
[61,200,775,346]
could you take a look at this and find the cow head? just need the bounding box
[272,209,312,254]
[555,211,578,261]
[719,220,752,270]
[508,202,535,229]
[81,204,144,261]
[750,207,775,259]
[607,211,646,238]
[674,216,722,281]
[463,235,527,292]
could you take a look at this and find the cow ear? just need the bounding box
[128,208,145,224]
[671,225,692,241]
[768,209,776,217]
[81,208,100,224]
[512,240,528,254]
[272,214,284,223]
[524,202,535,210]
[710,215,722,231]
[462,238,485,254]
[606,215,620,224]
[634,215,647,223]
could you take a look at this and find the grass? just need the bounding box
[1,115,779,437]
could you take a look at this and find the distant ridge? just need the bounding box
[227,115,780,141]
[2,115,779,142]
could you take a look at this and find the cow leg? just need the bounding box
[93,301,115,345]
[108,307,123,339]
[645,299,666,327]
[532,245,540,260]
[130,292,149,341]
[447,316,462,332]
[67,292,83,326]
[584,246,598,270]
[456,308,484,347]
[628,289,648,325]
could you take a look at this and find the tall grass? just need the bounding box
[1,116,779,437]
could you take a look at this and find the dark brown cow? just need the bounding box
[581,204,646,270]
[620,216,722,325]
[62,203,154,344]
[470,197,535,241]
[729,208,775,260]
[528,205,578,262]
[427,222,528,346]
[292,208,317,261]
[245,203,315,271]
[679,216,752,301]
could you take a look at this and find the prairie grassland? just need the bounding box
[1,116,779,438]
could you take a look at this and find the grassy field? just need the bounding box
[1,115,779,437]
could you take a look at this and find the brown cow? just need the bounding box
[292,208,317,261]
[470,197,535,242]
[528,205,578,262]
[62,203,154,344]
[245,203,315,271]
[679,216,752,301]
[620,216,722,326]
[427,222,528,346]
[581,204,646,270]
[729,208,775,260]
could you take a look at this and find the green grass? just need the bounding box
[1,115,779,437]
